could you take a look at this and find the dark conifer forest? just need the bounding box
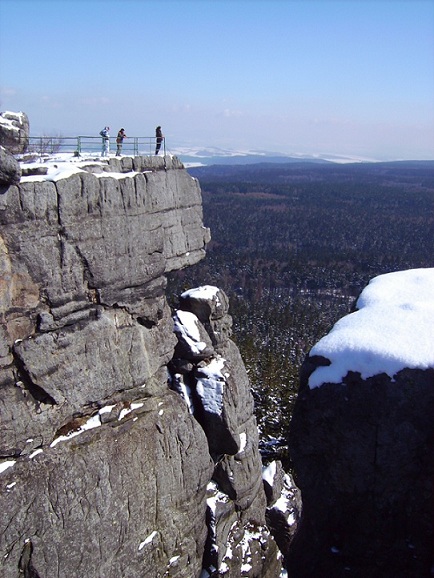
[167,160,434,465]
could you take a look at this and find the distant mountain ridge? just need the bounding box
[187,158,434,184]
[170,146,380,167]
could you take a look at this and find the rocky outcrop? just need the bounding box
[0,111,26,186]
[288,269,434,578]
[0,111,29,154]
[169,286,282,576]
[0,147,215,577]
[0,122,283,577]
[263,461,302,570]
[0,146,21,186]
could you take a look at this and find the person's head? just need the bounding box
[157,126,161,130]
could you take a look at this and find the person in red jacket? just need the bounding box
[116,128,127,156]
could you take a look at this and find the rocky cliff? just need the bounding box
[288,268,434,577]
[0,114,286,578]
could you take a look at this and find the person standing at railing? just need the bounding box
[155,125,164,155]
[116,128,127,156]
[100,126,110,157]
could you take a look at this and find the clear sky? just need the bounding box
[1,0,433,160]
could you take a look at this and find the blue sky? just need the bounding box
[1,0,433,160]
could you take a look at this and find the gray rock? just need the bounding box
[264,466,302,569]
[0,139,280,577]
[20,165,48,177]
[173,309,215,361]
[0,146,21,186]
[179,285,229,321]
[288,362,434,578]
[262,460,286,507]
[170,287,281,576]
[14,307,176,409]
[0,392,214,578]
[0,111,29,154]
[0,152,218,578]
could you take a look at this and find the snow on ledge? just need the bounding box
[181,285,220,301]
[262,461,277,486]
[308,268,434,388]
[196,357,226,415]
[173,310,208,355]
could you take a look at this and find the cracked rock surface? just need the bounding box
[0,139,283,577]
[0,152,217,577]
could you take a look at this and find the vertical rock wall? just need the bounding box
[170,286,282,576]
[288,270,434,578]
[0,147,282,577]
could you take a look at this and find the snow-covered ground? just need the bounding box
[17,151,169,183]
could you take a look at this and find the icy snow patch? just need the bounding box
[138,530,158,551]
[50,414,102,447]
[262,461,277,486]
[118,402,144,421]
[196,357,226,416]
[94,171,139,180]
[50,401,144,447]
[0,461,16,475]
[173,310,207,355]
[0,111,25,131]
[238,432,247,454]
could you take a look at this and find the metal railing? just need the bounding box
[26,135,166,157]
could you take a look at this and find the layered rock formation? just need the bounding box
[288,269,434,578]
[170,286,282,577]
[0,119,283,578]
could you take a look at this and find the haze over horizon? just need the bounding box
[0,0,433,161]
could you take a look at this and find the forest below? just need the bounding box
[167,160,434,466]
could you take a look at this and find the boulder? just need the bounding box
[0,146,21,186]
[0,111,29,154]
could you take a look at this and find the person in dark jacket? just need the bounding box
[155,126,164,155]
[116,128,127,156]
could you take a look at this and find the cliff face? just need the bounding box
[288,269,434,578]
[0,129,282,578]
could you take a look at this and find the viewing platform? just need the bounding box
[25,135,166,158]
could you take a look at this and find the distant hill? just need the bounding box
[187,159,434,184]
[178,153,333,167]
[170,146,380,167]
